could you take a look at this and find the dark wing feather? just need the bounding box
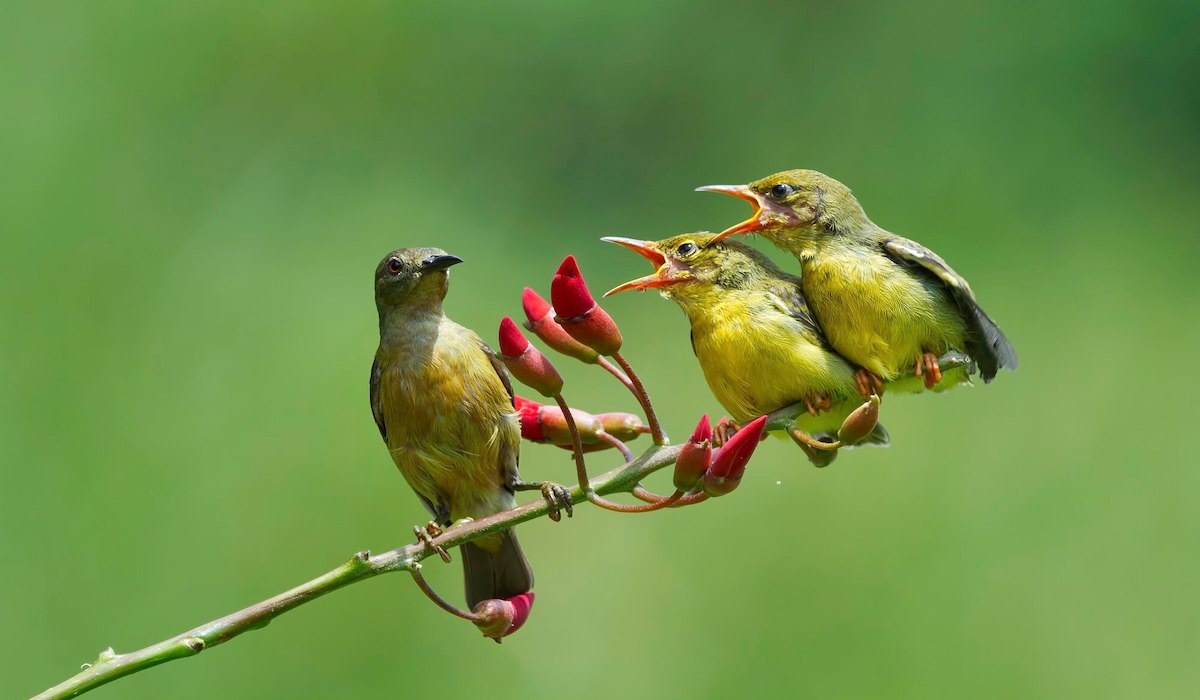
[882,237,1018,381]
[369,356,387,442]
[766,279,831,350]
[480,342,521,491]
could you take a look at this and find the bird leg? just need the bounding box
[413,522,451,564]
[712,417,741,447]
[853,368,885,399]
[914,352,943,390]
[511,480,574,522]
[803,393,833,416]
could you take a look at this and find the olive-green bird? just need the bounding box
[699,170,1017,396]
[603,233,961,466]
[370,247,536,609]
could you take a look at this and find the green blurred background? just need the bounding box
[3,1,1197,698]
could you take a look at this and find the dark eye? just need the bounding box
[768,183,795,200]
[677,241,697,256]
[387,258,403,274]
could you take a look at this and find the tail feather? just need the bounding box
[462,530,533,610]
[968,305,1018,382]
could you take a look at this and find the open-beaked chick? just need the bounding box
[700,170,1017,396]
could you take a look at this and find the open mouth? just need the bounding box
[695,184,769,241]
[600,237,684,295]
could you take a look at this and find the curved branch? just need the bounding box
[32,444,682,700]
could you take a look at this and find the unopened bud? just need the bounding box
[521,288,600,364]
[592,412,648,441]
[551,256,622,356]
[498,317,563,397]
[537,404,604,445]
[703,415,767,497]
[472,592,535,640]
[837,394,880,445]
[673,414,712,491]
[513,395,546,441]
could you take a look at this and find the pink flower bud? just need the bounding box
[703,415,767,497]
[592,412,649,442]
[836,394,880,445]
[498,317,563,397]
[551,256,622,356]
[472,591,535,640]
[673,414,713,492]
[537,404,604,445]
[521,288,601,364]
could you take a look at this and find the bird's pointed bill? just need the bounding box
[695,184,768,241]
[601,237,679,296]
[421,253,465,271]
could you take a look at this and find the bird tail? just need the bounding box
[969,305,1018,382]
[462,530,534,610]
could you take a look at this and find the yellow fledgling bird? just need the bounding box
[370,247,533,609]
[604,233,965,466]
[699,170,1016,396]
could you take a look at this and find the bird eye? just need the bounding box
[677,242,698,256]
[387,258,403,274]
[768,183,795,200]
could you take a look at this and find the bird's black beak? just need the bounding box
[421,254,464,271]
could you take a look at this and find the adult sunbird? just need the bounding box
[699,170,1017,396]
[371,247,541,609]
[603,233,958,466]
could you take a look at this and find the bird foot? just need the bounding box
[513,481,574,522]
[853,369,885,399]
[413,521,451,564]
[914,352,943,390]
[712,417,741,448]
[803,393,833,416]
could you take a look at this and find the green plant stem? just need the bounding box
[31,443,683,700]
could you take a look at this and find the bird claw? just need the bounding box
[914,352,943,390]
[712,417,741,448]
[513,481,573,522]
[413,522,451,564]
[853,369,885,399]
[803,393,832,416]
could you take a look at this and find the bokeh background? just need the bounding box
[3,1,1198,698]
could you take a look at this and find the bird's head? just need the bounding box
[602,233,783,308]
[698,169,869,243]
[374,247,463,314]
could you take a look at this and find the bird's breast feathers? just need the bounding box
[376,319,518,508]
[802,249,965,378]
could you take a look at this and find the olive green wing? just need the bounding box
[369,356,387,442]
[480,342,522,490]
[882,237,1018,381]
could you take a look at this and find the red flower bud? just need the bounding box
[593,412,649,442]
[521,287,552,322]
[521,288,600,364]
[472,591,535,640]
[549,256,594,318]
[513,395,546,441]
[703,415,767,497]
[498,317,564,397]
[673,414,713,492]
[837,394,881,445]
[551,256,622,356]
[512,396,608,446]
